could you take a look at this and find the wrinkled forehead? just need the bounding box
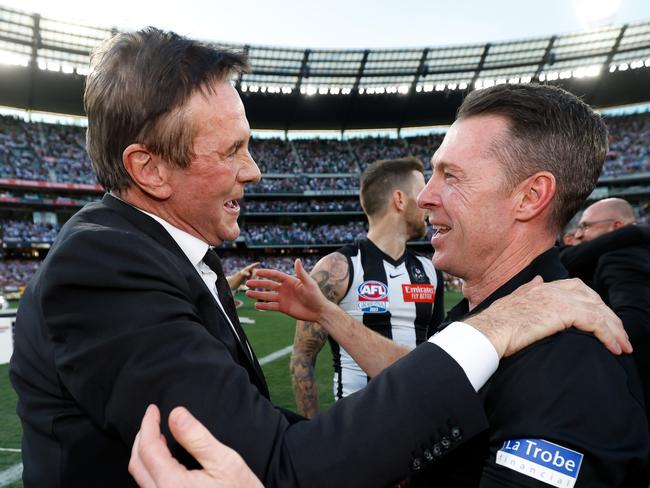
[187,81,246,119]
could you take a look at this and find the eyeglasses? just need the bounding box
[576,218,615,232]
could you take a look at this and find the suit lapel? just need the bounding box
[102,194,270,397]
[210,298,269,397]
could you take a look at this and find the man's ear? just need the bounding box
[514,171,556,222]
[392,189,406,212]
[122,144,172,199]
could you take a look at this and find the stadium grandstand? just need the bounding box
[2,4,650,487]
[0,3,649,294]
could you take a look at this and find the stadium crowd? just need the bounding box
[603,114,650,177]
[293,139,359,173]
[2,113,650,186]
[243,198,361,213]
[0,259,40,289]
[244,221,368,245]
[1,220,60,244]
[0,116,94,184]
[0,112,649,292]
[248,138,299,174]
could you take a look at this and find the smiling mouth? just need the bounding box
[224,199,240,211]
[431,225,451,238]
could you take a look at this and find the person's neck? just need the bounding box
[462,233,555,310]
[366,215,408,261]
[116,189,204,242]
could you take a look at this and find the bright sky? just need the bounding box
[5,0,650,48]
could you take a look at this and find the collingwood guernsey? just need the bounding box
[331,238,444,399]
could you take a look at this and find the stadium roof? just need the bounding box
[1,4,650,130]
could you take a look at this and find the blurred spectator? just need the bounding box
[404,134,445,168]
[0,259,40,289]
[248,176,360,193]
[0,115,96,184]
[243,198,361,213]
[602,113,650,177]
[292,139,358,173]
[249,138,299,174]
[351,137,407,171]
[638,201,650,225]
[243,221,368,245]
[1,220,60,244]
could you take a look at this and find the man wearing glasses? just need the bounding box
[573,197,636,242]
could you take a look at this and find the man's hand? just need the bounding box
[227,262,261,292]
[465,276,632,358]
[247,259,411,378]
[246,259,334,322]
[129,405,262,488]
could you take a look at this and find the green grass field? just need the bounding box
[0,290,463,486]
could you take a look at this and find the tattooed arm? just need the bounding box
[290,253,349,418]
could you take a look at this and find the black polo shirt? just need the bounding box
[411,248,649,487]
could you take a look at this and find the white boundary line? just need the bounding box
[0,462,22,487]
[259,345,293,365]
[0,449,19,453]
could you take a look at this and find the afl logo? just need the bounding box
[357,280,389,313]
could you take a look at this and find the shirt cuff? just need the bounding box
[428,321,499,391]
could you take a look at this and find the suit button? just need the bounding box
[440,436,451,449]
[451,427,462,440]
[423,449,434,462]
[432,443,443,457]
[411,458,423,471]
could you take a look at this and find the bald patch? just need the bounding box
[588,198,636,224]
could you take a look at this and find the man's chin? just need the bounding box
[431,253,452,274]
[214,226,240,246]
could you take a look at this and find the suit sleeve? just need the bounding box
[477,332,649,487]
[43,228,489,488]
[594,248,650,344]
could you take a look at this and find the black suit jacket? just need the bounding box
[411,249,649,487]
[10,194,488,488]
[560,225,650,420]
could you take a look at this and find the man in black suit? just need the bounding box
[9,28,630,488]
[561,199,650,421]
[248,84,649,486]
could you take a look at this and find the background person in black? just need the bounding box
[561,198,650,427]
[10,28,628,488]
[249,84,650,486]
[291,157,444,416]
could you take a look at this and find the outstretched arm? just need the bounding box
[226,262,260,292]
[291,253,348,417]
[249,259,414,378]
[247,261,631,366]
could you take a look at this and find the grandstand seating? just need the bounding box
[2,113,649,184]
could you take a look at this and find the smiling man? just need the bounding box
[247,83,650,487]
[411,86,649,486]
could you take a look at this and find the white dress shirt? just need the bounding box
[137,209,248,350]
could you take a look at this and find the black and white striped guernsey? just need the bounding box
[329,238,444,400]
